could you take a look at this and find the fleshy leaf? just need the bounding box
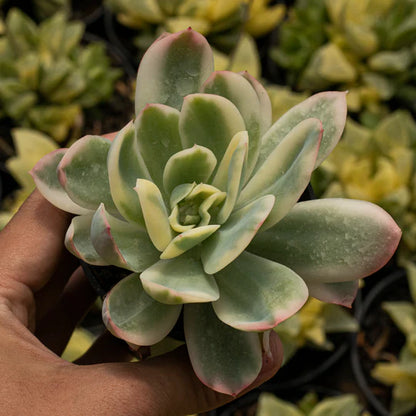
[58,135,117,213]
[103,273,182,346]
[201,71,264,177]
[201,194,275,274]
[135,104,182,192]
[213,251,308,331]
[65,214,108,265]
[249,199,402,283]
[30,149,90,215]
[163,145,217,195]
[184,303,262,396]
[91,204,160,272]
[135,28,214,113]
[256,91,347,171]
[238,118,322,229]
[134,179,173,251]
[108,122,150,227]
[179,93,246,165]
[307,281,359,308]
[140,254,219,304]
[216,131,248,224]
[161,225,220,259]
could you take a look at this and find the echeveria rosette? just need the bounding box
[31,29,402,396]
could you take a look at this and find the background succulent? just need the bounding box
[271,0,416,125]
[0,9,121,142]
[31,29,401,395]
[313,110,416,265]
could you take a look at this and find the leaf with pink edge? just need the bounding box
[58,135,117,214]
[307,280,359,308]
[179,93,246,165]
[201,194,275,274]
[30,149,90,215]
[140,254,219,304]
[135,28,214,113]
[65,214,108,265]
[213,251,308,331]
[249,199,402,283]
[135,104,182,193]
[163,145,216,195]
[134,179,173,251]
[237,118,322,230]
[255,91,347,171]
[201,71,264,177]
[91,204,159,272]
[108,122,151,227]
[103,273,182,346]
[184,303,262,396]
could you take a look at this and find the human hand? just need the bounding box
[0,188,283,415]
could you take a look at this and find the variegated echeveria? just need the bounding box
[31,29,401,396]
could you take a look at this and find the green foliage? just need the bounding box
[256,391,369,416]
[271,0,416,122]
[0,9,121,141]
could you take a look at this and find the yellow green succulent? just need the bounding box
[271,0,416,124]
[313,110,416,263]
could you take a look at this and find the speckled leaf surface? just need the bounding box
[184,303,262,396]
[249,199,402,283]
[213,251,308,331]
[103,273,182,346]
[307,280,359,307]
[140,255,219,304]
[91,204,159,272]
[135,28,214,113]
[30,149,90,215]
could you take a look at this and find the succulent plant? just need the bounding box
[0,9,121,141]
[31,29,401,395]
[314,111,416,264]
[271,0,416,124]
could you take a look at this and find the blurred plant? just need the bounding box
[256,391,369,416]
[271,0,416,125]
[61,327,96,362]
[372,263,416,416]
[266,85,309,122]
[0,128,58,229]
[32,0,71,19]
[274,297,358,363]
[313,110,416,264]
[0,9,121,141]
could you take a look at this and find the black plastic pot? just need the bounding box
[351,268,408,416]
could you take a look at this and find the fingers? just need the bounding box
[78,331,283,416]
[35,267,97,355]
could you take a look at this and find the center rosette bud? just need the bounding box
[169,183,226,233]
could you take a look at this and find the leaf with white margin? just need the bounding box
[179,93,246,166]
[184,303,262,396]
[201,194,275,274]
[30,149,90,215]
[201,71,262,177]
[135,104,182,193]
[307,281,359,308]
[163,145,216,195]
[134,179,173,251]
[249,199,402,283]
[135,28,214,114]
[108,122,151,227]
[240,71,272,137]
[65,214,108,265]
[58,135,118,214]
[103,273,182,346]
[161,225,220,259]
[91,204,160,272]
[255,91,347,172]
[238,118,322,230]
[140,254,219,304]
[216,131,248,224]
[213,251,308,331]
